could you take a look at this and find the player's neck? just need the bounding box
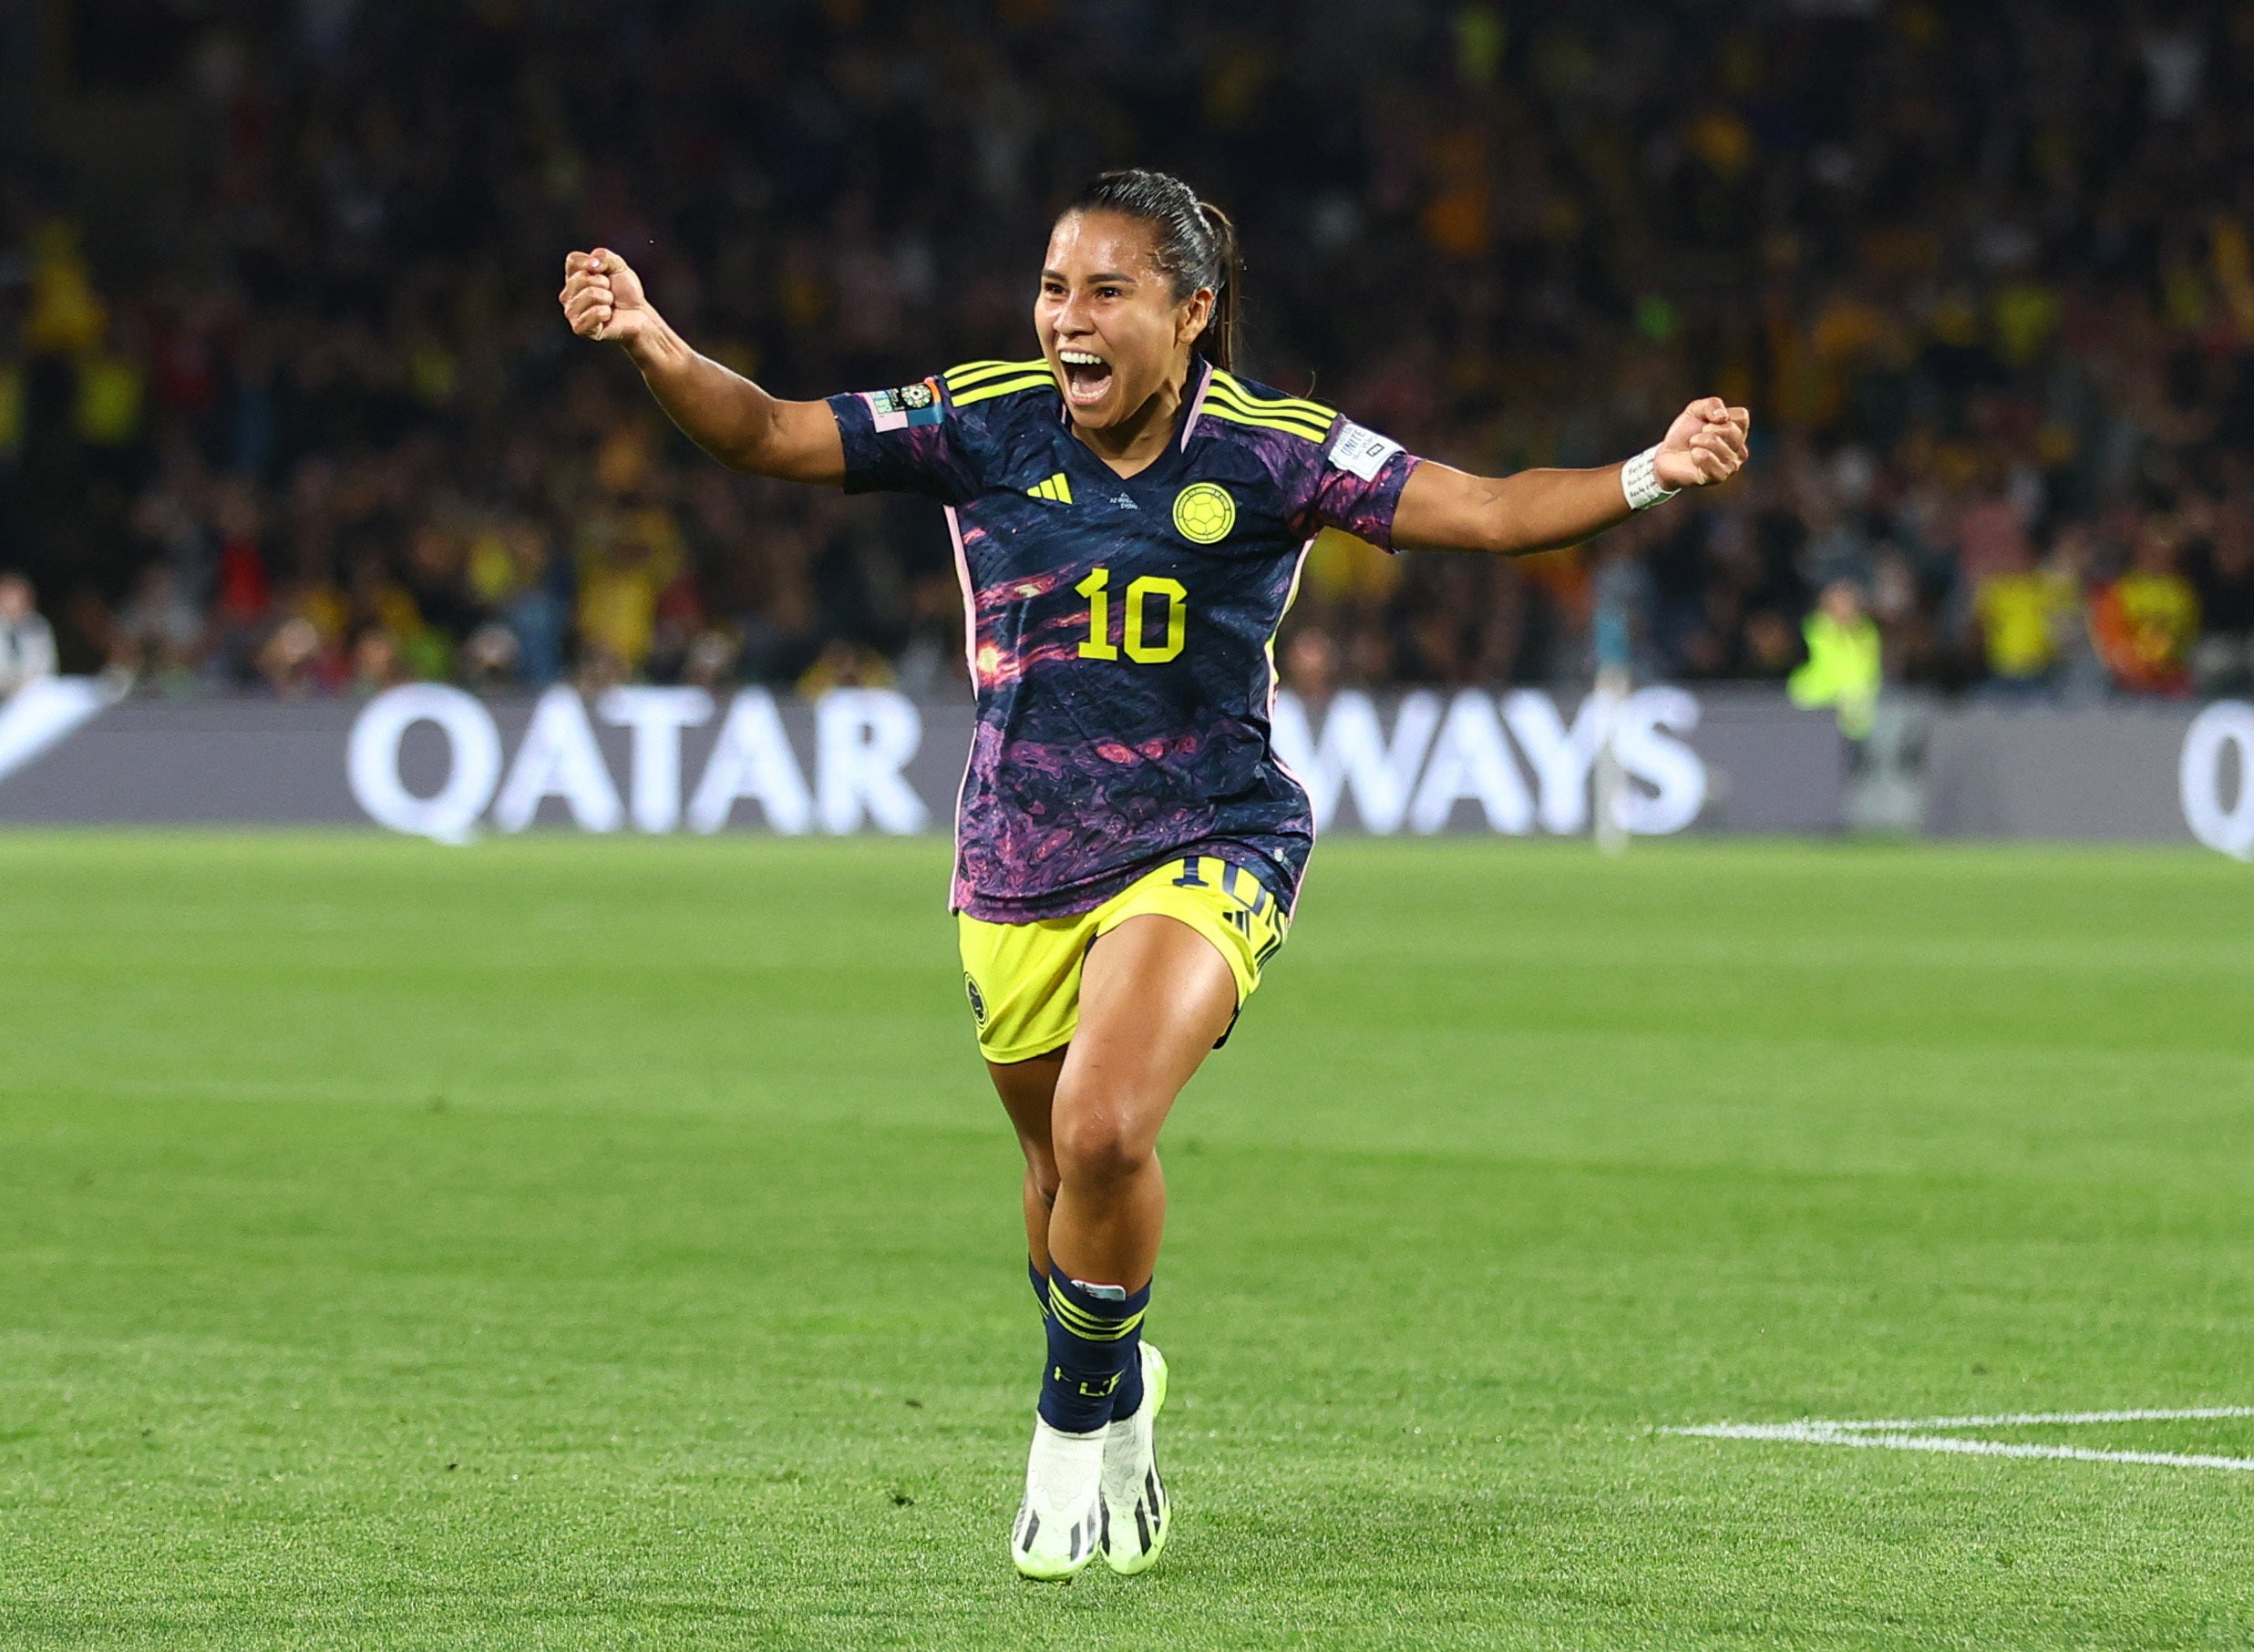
[1070,369,1188,478]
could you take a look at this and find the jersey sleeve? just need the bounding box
[1289,417,1423,550]
[826,375,982,503]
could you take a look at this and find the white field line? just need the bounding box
[1665,1408,2254,1473]
[1802,1406,2254,1431]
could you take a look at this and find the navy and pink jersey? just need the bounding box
[828,356,1421,923]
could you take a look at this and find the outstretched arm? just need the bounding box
[1391,397,1750,556]
[560,249,845,484]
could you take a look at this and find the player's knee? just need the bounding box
[1051,1107,1148,1189]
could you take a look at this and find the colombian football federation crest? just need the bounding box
[1171,482,1236,544]
[963,971,988,1028]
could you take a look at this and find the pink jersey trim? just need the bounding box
[942,504,978,686]
[1180,358,1215,451]
[942,502,981,909]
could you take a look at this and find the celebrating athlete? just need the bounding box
[561,168,1748,1581]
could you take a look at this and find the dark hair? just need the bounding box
[1060,169,1241,372]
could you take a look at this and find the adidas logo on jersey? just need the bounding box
[1028,472,1073,504]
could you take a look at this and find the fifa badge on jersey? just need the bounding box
[863,378,944,432]
[1171,482,1237,544]
[1328,421,1403,481]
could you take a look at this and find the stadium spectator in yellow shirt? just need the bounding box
[1973,549,2079,692]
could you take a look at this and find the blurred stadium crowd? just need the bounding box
[3,0,2253,706]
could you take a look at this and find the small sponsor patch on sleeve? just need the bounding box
[862,378,944,432]
[1327,421,1403,481]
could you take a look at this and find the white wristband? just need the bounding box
[1621,445,1678,511]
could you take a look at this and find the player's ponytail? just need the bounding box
[1194,200,1240,373]
[1061,169,1240,372]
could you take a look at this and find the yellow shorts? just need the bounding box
[958,856,1290,1063]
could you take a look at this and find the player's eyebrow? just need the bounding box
[1044,267,1139,285]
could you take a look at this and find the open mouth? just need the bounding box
[1056,348,1114,407]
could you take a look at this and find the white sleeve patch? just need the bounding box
[1327,421,1403,482]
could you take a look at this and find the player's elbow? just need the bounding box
[1410,513,1525,557]
[1464,487,1539,556]
[707,416,778,474]
[1474,514,1539,557]
[715,438,771,475]
[716,399,835,483]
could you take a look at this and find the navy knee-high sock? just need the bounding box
[1028,1260,1149,1427]
[1036,1269,1148,1432]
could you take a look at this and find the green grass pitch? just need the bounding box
[3,832,2252,1648]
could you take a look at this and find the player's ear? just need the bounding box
[1176,287,1214,347]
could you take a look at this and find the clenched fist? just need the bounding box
[560,248,652,346]
[1653,397,1753,490]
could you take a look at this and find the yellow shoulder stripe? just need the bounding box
[1199,402,1333,443]
[951,371,1055,408]
[1208,387,1325,432]
[1211,375,1330,409]
[1205,385,1333,439]
[944,358,1049,391]
[1211,373,1336,423]
[1204,385,1332,439]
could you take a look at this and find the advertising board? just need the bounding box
[3,682,2242,856]
[0,682,1845,841]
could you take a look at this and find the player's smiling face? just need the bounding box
[1036,210,1212,434]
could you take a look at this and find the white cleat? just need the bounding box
[1010,1417,1106,1581]
[1099,1342,1171,1575]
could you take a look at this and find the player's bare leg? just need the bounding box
[995,914,1233,1577]
[989,1052,1065,1277]
[987,915,1234,1283]
[1048,914,1237,1288]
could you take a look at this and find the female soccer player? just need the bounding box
[561,169,1747,1580]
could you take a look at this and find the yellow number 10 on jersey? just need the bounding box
[1076,568,1187,663]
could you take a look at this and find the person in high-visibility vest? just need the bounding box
[1788,579,1882,738]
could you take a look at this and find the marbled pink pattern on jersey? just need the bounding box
[831,364,1419,922]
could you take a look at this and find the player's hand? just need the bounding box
[560,248,652,347]
[1653,396,1752,489]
